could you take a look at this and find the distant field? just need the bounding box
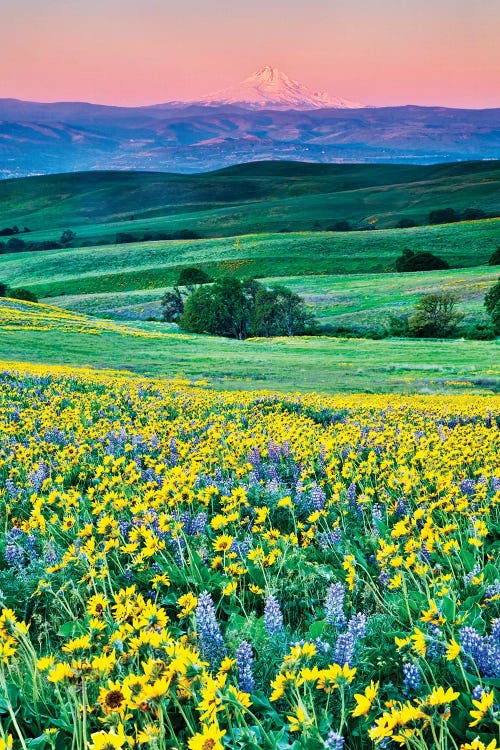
[1,219,499,299]
[43,266,500,336]
[1,297,499,393]
[1,161,499,241]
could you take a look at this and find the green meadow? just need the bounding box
[1,297,499,393]
[1,161,499,394]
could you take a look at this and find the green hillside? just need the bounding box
[1,220,499,299]
[46,265,498,331]
[1,161,499,242]
[1,297,499,393]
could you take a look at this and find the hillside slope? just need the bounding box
[1,220,499,298]
[0,161,499,237]
[1,297,498,393]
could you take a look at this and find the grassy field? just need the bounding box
[1,297,499,393]
[1,161,499,240]
[44,265,500,328]
[1,219,499,299]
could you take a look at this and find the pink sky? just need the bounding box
[1,0,499,108]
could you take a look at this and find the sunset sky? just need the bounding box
[1,0,499,108]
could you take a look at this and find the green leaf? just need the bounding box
[308,620,326,638]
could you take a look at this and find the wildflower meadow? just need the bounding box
[0,362,499,750]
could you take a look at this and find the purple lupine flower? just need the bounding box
[235,641,255,694]
[5,543,25,568]
[248,447,261,470]
[196,592,226,669]
[464,563,481,586]
[334,631,355,666]
[265,479,280,494]
[168,437,178,467]
[5,479,20,498]
[267,441,281,463]
[346,482,357,506]
[472,685,485,701]
[347,613,367,640]
[318,528,342,550]
[491,619,500,643]
[325,583,347,629]
[403,663,421,694]
[310,484,326,511]
[460,479,476,496]
[264,594,284,636]
[459,626,500,677]
[325,731,344,750]
[30,460,50,491]
[372,504,383,534]
[395,499,408,518]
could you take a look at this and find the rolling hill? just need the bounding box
[1,161,499,238]
[1,220,499,299]
[1,297,498,393]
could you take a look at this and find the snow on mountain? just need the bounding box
[195,66,364,110]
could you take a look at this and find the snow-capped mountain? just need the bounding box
[195,66,364,110]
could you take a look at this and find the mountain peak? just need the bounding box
[195,66,364,110]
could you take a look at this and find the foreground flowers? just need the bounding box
[0,361,498,749]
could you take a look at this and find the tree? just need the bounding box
[328,220,351,232]
[428,208,459,225]
[408,291,463,338]
[9,288,38,302]
[484,278,500,333]
[179,277,252,339]
[396,249,449,272]
[161,287,185,322]
[60,229,76,245]
[396,217,418,229]
[177,267,212,292]
[265,285,314,336]
[6,237,26,252]
[462,208,486,221]
[488,246,500,266]
[0,281,9,297]
[178,276,316,340]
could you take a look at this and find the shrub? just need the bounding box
[462,207,487,221]
[328,220,352,232]
[464,321,496,340]
[161,288,185,322]
[60,229,76,245]
[395,249,449,272]
[408,291,463,338]
[179,277,316,339]
[428,207,459,225]
[396,217,418,229]
[177,267,212,288]
[488,246,500,266]
[484,278,500,333]
[9,288,38,303]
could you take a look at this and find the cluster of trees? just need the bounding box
[428,207,492,225]
[0,225,30,236]
[396,246,500,273]
[0,281,38,302]
[388,279,500,340]
[162,269,315,339]
[396,249,449,272]
[0,229,76,255]
[489,246,500,266]
[485,280,500,334]
[115,229,202,244]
